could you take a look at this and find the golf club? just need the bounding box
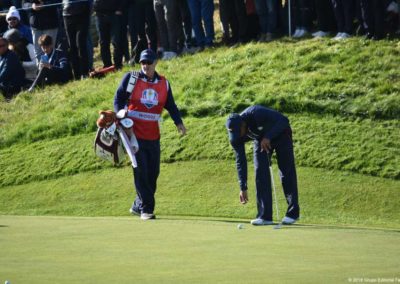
[267,153,282,229]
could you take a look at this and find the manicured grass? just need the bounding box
[0,215,399,284]
[1,161,399,228]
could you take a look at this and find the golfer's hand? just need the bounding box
[177,123,186,136]
[239,190,248,204]
[261,138,271,152]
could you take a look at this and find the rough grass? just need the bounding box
[0,115,398,188]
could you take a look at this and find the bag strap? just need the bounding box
[125,71,140,107]
[126,71,139,94]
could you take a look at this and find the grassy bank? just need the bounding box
[0,114,398,189]
[1,38,399,180]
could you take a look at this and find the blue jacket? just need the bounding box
[0,49,25,88]
[230,105,290,190]
[7,23,33,44]
[43,48,71,83]
[113,71,183,127]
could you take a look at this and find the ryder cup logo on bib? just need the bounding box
[141,89,159,109]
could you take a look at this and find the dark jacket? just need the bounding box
[28,0,60,30]
[93,0,122,13]
[0,49,25,89]
[62,0,90,16]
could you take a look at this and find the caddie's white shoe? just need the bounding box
[140,213,156,220]
[281,216,298,225]
[250,218,273,226]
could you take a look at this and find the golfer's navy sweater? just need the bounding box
[231,105,290,190]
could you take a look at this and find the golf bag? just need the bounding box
[94,110,139,167]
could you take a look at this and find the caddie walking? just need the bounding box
[114,49,186,220]
[226,105,300,225]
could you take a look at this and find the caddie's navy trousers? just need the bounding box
[253,128,299,221]
[131,139,160,214]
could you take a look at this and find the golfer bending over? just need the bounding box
[226,105,300,225]
[114,49,186,220]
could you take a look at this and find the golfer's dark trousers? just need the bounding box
[253,128,299,221]
[132,139,160,214]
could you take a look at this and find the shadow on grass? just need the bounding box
[158,215,400,233]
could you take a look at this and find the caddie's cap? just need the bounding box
[139,49,156,64]
[6,6,21,21]
[226,113,243,145]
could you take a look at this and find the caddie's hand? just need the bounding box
[239,190,248,204]
[116,109,127,119]
[177,123,187,136]
[260,138,271,152]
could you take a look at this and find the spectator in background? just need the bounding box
[154,0,193,59]
[254,0,279,42]
[245,0,261,41]
[29,34,71,90]
[187,0,215,49]
[115,0,138,65]
[93,0,124,68]
[360,0,386,40]
[312,0,336,38]
[219,0,248,45]
[292,0,314,38]
[154,0,171,58]
[28,0,60,64]
[3,28,37,82]
[386,0,400,35]
[6,6,33,44]
[175,0,194,53]
[62,0,91,79]
[131,0,158,63]
[0,36,25,100]
[331,0,356,40]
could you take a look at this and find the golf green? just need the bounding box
[0,216,399,283]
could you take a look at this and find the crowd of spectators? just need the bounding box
[0,0,399,100]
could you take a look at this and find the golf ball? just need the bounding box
[237,224,243,229]
[5,281,10,284]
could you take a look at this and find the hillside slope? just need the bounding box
[1,38,399,181]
